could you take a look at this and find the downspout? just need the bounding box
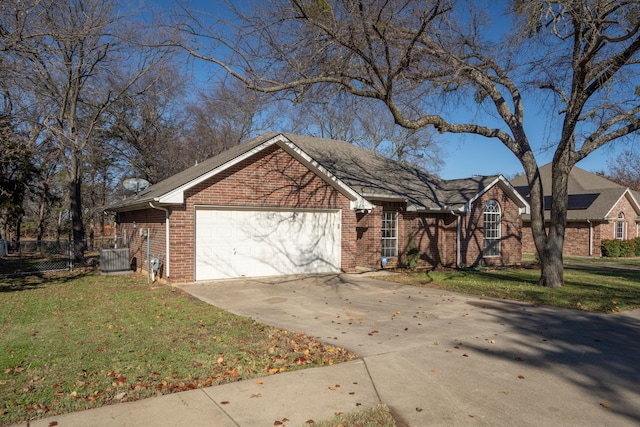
[451,210,461,268]
[587,220,593,256]
[149,202,170,279]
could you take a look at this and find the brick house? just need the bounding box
[109,133,529,282]
[510,164,640,257]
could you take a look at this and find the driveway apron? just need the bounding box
[180,273,640,427]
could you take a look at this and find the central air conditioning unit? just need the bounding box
[100,248,132,274]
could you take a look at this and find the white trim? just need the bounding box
[159,135,286,204]
[194,204,341,214]
[482,199,502,257]
[604,188,640,218]
[463,175,530,214]
[157,134,374,212]
[381,211,399,258]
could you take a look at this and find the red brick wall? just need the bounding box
[521,194,639,257]
[131,145,355,282]
[460,186,522,267]
[603,195,639,240]
[116,209,167,277]
[358,186,523,270]
[355,207,459,270]
[356,206,382,269]
[522,222,604,257]
[402,212,454,267]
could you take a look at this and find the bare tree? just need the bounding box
[184,78,274,162]
[607,149,640,191]
[105,65,187,185]
[287,91,444,170]
[176,0,640,287]
[1,0,172,260]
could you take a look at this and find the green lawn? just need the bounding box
[387,256,640,312]
[0,272,357,426]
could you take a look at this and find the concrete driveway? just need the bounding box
[181,272,640,426]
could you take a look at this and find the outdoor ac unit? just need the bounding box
[100,248,131,274]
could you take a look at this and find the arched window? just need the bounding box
[483,200,501,257]
[616,212,626,240]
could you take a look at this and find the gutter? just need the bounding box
[149,202,170,279]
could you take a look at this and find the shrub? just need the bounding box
[635,238,640,256]
[404,234,420,269]
[620,240,635,257]
[602,239,636,257]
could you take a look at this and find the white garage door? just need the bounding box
[195,208,341,280]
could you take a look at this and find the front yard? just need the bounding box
[386,256,640,312]
[0,273,357,426]
[2,256,638,426]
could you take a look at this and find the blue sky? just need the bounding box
[161,0,635,181]
[434,124,626,180]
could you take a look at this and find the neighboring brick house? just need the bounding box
[109,133,529,283]
[511,164,640,257]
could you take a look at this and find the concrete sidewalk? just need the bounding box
[16,272,640,426]
[23,360,379,427]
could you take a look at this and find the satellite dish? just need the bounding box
[123,178,150,194]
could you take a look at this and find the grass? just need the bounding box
[0,272,357,426]
[386,255,640,312]
[308,404,396,427]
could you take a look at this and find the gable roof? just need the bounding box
[110,133,529,213]
[510,163,640,221]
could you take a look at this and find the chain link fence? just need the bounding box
[0,238,116,277]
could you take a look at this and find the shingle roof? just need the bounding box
[510,163,639,221]
[110,132,527,212]
[282,134,509,211]
[110,133,278,210]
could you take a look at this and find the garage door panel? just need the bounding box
[196,209,341,280]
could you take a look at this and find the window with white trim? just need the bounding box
[616,212,626,240]
[381,211,398,258]
[483,199,501,257]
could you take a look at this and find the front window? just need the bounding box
[381,211,398,258]
[483,199,501,257]
[616,212,626,240]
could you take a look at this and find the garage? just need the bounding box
[195,207,342,280]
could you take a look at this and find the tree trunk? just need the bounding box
[69,153,85,263]
[538,238,564,288]
[36,184,47,242]
[522,154,568,288]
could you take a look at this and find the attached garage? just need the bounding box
[195,207,342,280]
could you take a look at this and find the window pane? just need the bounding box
[381,212,398,258]
[483,200,501,257]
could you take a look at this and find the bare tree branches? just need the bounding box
[1,0,174,258]
[175,0,640,287]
